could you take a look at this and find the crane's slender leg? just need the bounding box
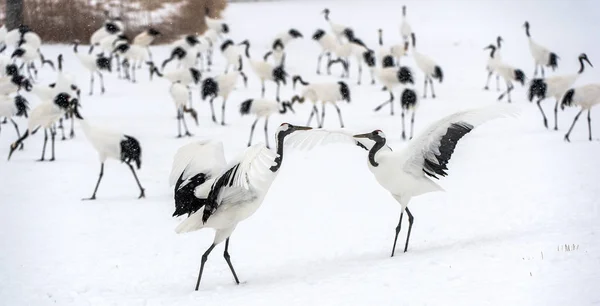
[38,128,48,161]
[209,97,217,123]
[223,238,240,284]
[195,243,216,291]
[588,110,592,141]
[307,106,319,126]
[334,104,344,128]
[496,74,500,91]
[99,71,105,94]
[264,117,270,149]
[261,81,266,98]
[541,66,545,78]
[357,61,362,85]
[132,64,137,83]
[391,211,404,257]
[373,91,394,115]
[276,82,281,102]
[319,103,326,128]
[221,98,228,126]
[49,127,56,161]
[533,65,538,78]
[83,163,104,201]
[401,109,406,140]
[126,163,146,199]
[89,72,95,95]
[370,69,375,85]
[58,117,66,140]
[247,118,259,146]
[564,109,583,142]
[316,52,323,74]
[410,110,415,140]
[326,52,332,75]
[181,108,192,137]
[536,98,548,128]
[176,108,183,138]
[423,77,428,98]
[430,78,437,99]
[507,84,513,103]
[498,81,511,102]
[553,99,559,131]
[403,208,415,253]
[484,70,492,90]
[10,119,24,149]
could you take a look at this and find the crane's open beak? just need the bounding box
[353,133,371,139]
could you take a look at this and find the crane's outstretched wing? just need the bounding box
[401,104,519,180]
[201,143,277,223]
[168,140,226,186]
[284,128,390,152]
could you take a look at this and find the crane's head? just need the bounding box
[321,8,330,15]
[276,123,312,140]
[523,21,530,29]
[353,130,386,142]
[579,53,593,67]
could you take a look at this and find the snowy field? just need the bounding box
[2,0,600,305]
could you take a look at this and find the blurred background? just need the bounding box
[0,0,233,43]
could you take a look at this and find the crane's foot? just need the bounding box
[138,189,146,199]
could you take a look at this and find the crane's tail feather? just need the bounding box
[175,211,206,233]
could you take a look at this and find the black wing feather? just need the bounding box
[423,122,474,179]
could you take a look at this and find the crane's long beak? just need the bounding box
[585,58,593,67]
[353,133,371,139]
[294,126,312,131]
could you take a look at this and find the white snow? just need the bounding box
[2,0,600,305]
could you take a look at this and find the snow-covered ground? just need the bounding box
[2,0,600,305]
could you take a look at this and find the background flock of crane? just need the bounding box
[1,0,599,304]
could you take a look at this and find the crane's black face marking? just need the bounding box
[398,66,414,84]
[343,28,356,40]
[190,68,201,84]
[411,32,416,48]
[120,135,142,169]
[289,29,303,38]
[148,28,161,36]
[201,78,219,100]
[186,35,199,46]
[382,56,395,68]
[313,29,326,40]
[54,93,72,110]
[338,81,351,102]
[528,79,547,101]
[423,122,474,179]
[173,172,209,217]
[221,40,234,52]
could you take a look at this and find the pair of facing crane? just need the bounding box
[170,104,517,290]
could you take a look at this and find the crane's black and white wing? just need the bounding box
[170,140,227,217]
[400,104,519,180]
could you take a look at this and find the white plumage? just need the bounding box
[292,76,351,128]
[484,38,503,91]
[400,6,412,42]
[528,53,592,130]
[523,21,559,78]
[285,104,518,255]
[174,123,312,290]
[240,98,295,147]
[410,33,443,99]
[561,83,600,142]
[312,29,338,75]
[201,70,248,125]
[170,82,196,137]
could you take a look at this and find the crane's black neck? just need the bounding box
[497,37,502,49]
[278,102,292,114]
[488,46,496,59]
[525,25,530,38]
[269,133,288,172]
[578,57,586,74]
[368,138,386,167]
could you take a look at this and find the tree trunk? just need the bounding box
[6,0,24,30]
